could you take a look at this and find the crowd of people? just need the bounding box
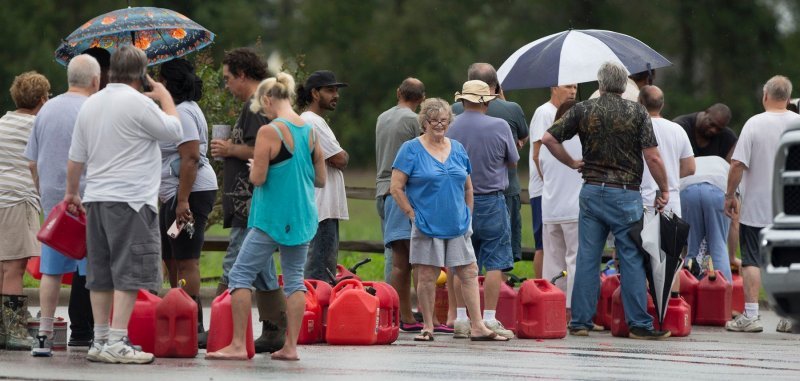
[0,44,796,364]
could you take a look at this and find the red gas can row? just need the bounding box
[126,288,201,358]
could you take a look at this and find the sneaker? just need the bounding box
[399,321,424,332]
[31,335,53,357]
[483,320,514,339]
[569,327,589,337]
[86,340,105,362]
[725,314,763,333]
[776,318,794,333]
[453,319,470,339]
[98,337,154,364]
[629,327,671,340]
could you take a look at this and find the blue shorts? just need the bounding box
[228,227,309,297]
[381,195,412,248]
[472,194,513,272]
[39,210,87,276]
[530,196,543,251]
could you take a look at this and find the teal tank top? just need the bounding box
[248,117,318,245]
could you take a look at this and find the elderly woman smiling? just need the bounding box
[390,98,509,342]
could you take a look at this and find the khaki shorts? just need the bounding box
[85,202,162,291]
[409,225,476,268]
[0,202,40,261]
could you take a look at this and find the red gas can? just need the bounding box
[362,281,399,344]
[515,279,566,339]
[298,280,323,345]
[477,276,518,332]
[206,289,255,359]
[660,296,692,337]
[434,285,449,324]
[594,274,620,329]
[326,279,379,345]
[36,201,87,260]
[612,288,655,337]
[25,256,73,285]
[679,269,699,322]
[695,270,732,326]
[335,264,362,283]
[731,271,745,316]
[128,290,161,353]
[154,288,198,358]
[306,279,332,342]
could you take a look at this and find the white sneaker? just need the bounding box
[31,335,53,357]
[453,319,470,339]
[776,318,794,333]
[86,340,106,362]
[98,337,154,364]
[483,319,514,339]
[725,314,763,333]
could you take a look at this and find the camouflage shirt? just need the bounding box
[547,93,657,186]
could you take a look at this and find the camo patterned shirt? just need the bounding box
[547,93,657,186]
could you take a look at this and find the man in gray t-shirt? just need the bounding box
[375,78,425,331]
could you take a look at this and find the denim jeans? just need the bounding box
[570,184,653,330]
[221,226,271,290]
[305,218,339,281]
[377,197,393,282]
[681,183,732,283]
[472,194,513,272]
[228,227,309,296]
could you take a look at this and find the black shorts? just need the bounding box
[739,223,764,268]
[160,190,217,260]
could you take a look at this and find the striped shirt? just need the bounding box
[0,111,40,210]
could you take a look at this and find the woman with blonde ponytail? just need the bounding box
[207,73,326,362]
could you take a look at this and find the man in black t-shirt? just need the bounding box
[210,48,285,354]
[673,103,737,160]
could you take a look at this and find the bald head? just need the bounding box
[68,54,101,89]
[764,75,792,102]
[467,63,499,90]
[638,85,664,114]
[398,77,425,103]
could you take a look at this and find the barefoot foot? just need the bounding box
[206,344,249,360]
[271,347,299,361]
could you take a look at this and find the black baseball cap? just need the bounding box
[304,70,348,89]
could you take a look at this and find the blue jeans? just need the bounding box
[681,183,732,283]
[529,196,543,251]
[221,227,271,290]
[570,184,653,330]
[472,194,513,272]
[228,227,309,296]
[376,197,393,282]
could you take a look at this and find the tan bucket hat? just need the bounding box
[454,80,497,104]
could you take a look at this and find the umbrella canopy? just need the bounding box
[497,29,672,90]
[629,209,690,325]
[55,7,214,66]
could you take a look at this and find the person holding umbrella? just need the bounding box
[543,62,671,340]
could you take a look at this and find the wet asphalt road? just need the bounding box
[1,307,799,381]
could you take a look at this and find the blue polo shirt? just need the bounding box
[392,137,472,239]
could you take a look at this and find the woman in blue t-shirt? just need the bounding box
[390,98,509,342]
[206,73,326,361]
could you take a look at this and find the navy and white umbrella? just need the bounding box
[497,29,672,90]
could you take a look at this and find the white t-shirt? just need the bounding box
[732,110,800,227]
[528,101,557,197]
[69,84,182,211]
[301,111,349,221]
[680,156,730,192]
[590,78,640,102]
[641,117,694,216]
[540,134,583,223]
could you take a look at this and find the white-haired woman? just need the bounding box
[207,73,326,361]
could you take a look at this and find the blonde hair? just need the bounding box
[417,98,453,132]
[10,71,50,109]
[250,72,296,115]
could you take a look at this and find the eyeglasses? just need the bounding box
[426,119,450,126]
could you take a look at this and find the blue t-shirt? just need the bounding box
[445,111,519,194]
[392,137,472,239]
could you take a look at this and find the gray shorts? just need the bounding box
[409,224,476,268]
[740,223,764,268]
[85,202,163,291]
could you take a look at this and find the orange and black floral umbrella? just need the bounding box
[55,6,214,66]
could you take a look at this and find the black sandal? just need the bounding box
[413,331,434,342]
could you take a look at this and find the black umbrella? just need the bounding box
[629,209,690,325]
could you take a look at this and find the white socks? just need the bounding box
[109,328,127,344]
[94,324,109,343]
[456,308,468,321]
[38,317,55,338]
[483,310,496,322]
[745,303,759,319]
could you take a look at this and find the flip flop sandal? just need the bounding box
[470,332,510,342]
[413,331,434,342]
[433,324,455,334]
